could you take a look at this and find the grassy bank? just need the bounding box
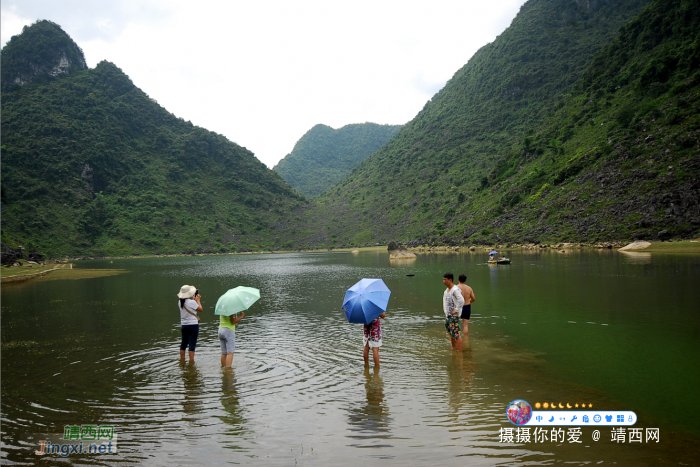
[68,245,390,261]
[1,263,127,284]
[636,239,700,254]
[0,263,67,278]
[33,268,127,282]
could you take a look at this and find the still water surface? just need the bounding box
[2,250,700,465]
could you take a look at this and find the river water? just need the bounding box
[2,249,699,465]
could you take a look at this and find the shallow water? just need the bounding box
[2,250,700,465]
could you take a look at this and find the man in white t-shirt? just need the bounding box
[443,272,465,352]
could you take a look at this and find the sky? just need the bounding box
[1,0,525,168]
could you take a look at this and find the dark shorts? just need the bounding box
[180,324,199,352]
[461,305,472,320]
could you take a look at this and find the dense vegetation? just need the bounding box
[276,0,699,249]
[3,0,699,257]
[1,22,305,257]
[273,123,402,198]
[466,0,700,245]
[1,20,87,93]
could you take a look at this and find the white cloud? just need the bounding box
[1,0,526,167]
[1,0,166,42]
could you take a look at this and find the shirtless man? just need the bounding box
[457,274,476,335]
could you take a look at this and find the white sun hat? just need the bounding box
[177,285,197,299]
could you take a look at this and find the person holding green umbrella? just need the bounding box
[216,286,260,368]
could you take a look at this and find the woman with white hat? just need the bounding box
[178,285,203,361]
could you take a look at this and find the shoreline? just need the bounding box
[36,238,700,263]
[627,239,700,254]
[49,245,390,261]
[1,263,130,284]
[1,264,70,283]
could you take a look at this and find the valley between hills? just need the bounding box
[2,0,699,261]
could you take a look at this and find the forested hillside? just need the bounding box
[465,0,700,245]
[273,123,402,198]
[278,0,682,249]
[1,21,305,257]
[4,0,699,258]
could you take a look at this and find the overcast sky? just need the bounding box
[2,0,525,168]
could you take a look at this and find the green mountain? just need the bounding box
[5,0,699,259]
[277,0,692,249]
[465,0,700,245]
[1,20,87,93]
[1,21,305,257]
[273,123,403,198]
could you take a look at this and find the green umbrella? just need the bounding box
[214,286,260,316]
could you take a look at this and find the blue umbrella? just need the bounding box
[342,278,391,324]
[489,251,499,255]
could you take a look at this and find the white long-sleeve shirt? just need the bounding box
[443,286,465,318]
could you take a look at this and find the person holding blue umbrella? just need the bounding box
[215,286,260,368]
[363,312,386,368]
[342,278,391,368]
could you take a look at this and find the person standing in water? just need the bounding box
[363,312,386,368]
[443,273,465,352]
[219,311,245,368]
[178,285,203,362]
[457,274,476,336]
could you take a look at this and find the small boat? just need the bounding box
[488,258,511,264]
[406,274,415,277]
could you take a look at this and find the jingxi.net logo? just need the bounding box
[35,425,118,457]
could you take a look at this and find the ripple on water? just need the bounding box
[5,252,695,465]
[4,313,513,464]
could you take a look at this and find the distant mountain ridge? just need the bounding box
[275,0,673,249]
[273,122,403,198]
[1,21,304,257]
[4,0,700,258]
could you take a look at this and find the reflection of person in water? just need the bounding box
[346,367,391,443]
[220,369,245,431]
[446,345,477,419]
[179,360,204,417]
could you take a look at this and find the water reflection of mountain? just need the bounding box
[346,367,392,448]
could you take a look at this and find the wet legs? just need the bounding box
[363,343,380,367]
[221,353,234,368]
